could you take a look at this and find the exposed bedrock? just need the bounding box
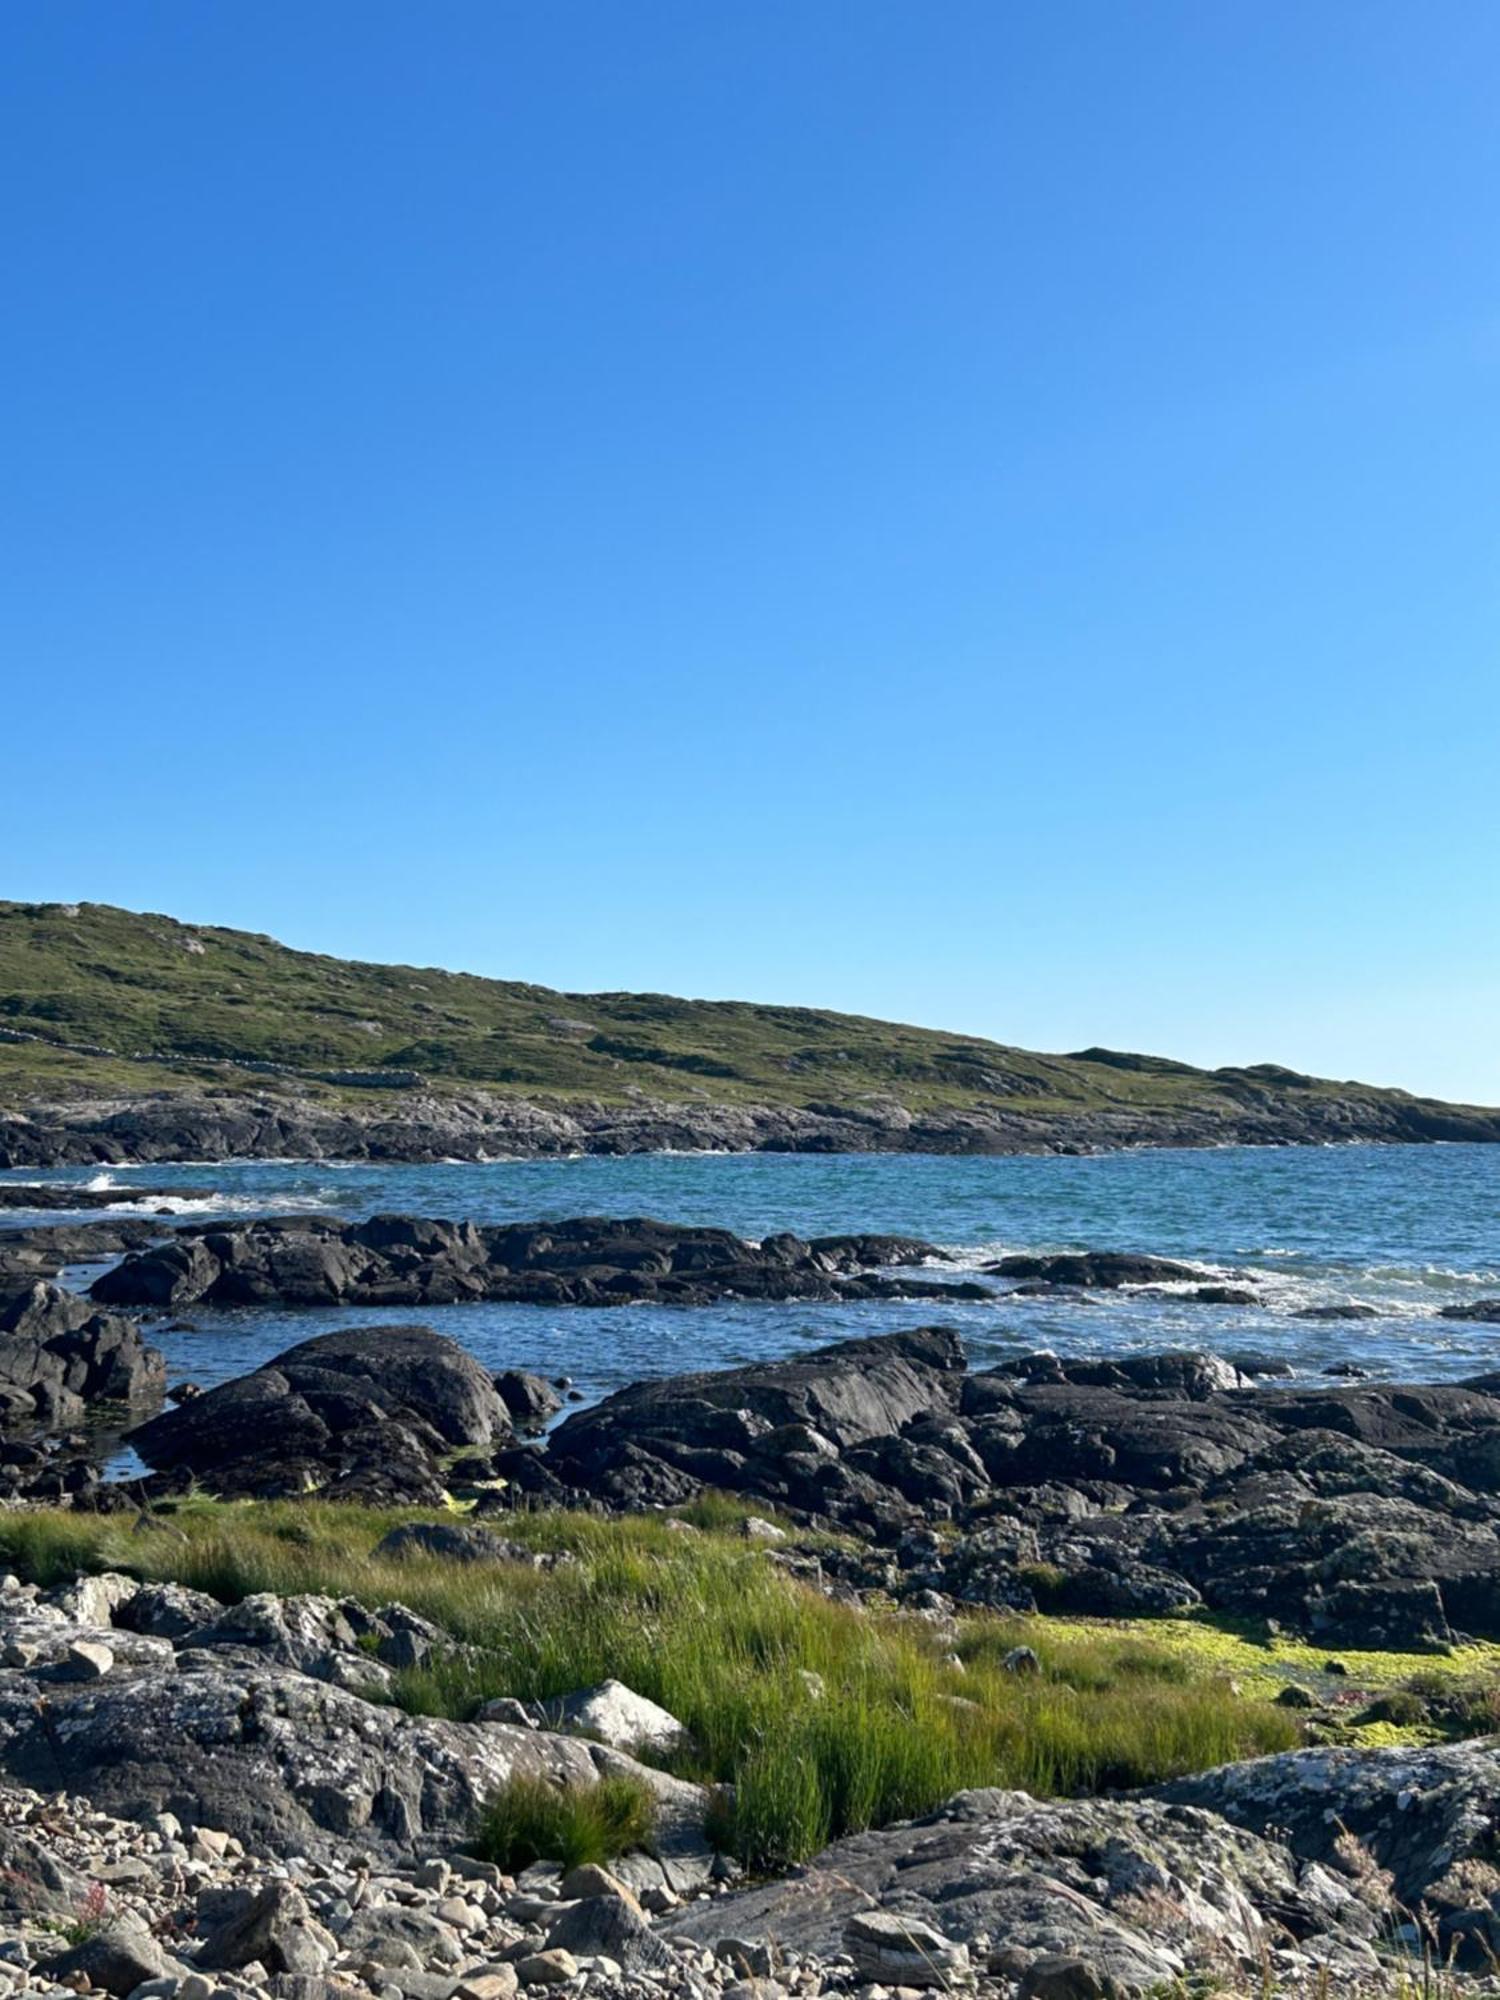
[89,1212,977,1311]
[0,1575,710,1884]
[128,1323,513,1503]
[7,1077,1500,1167]
[123,1319,1500,1647]
[673,1784,1389,1989]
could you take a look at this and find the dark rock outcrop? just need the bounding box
[0,1185,196,1212]
[489,1336,1500,1644]
[539,1328,967,1530]
[127,1324,510,1501]
[0,1280,164,1429]
[91,1213,973,1313]
[105,1318,1500,1645]
[986,1251,1206,1288]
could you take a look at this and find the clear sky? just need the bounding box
[4,3,1498,1103]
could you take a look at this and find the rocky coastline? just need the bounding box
[9,1217,1500,1997]
[5,1075,1500,1169]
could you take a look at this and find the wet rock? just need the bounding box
[987,1251,1205,1288]
[0,1280,164,1430]
[495,1371,563,1429]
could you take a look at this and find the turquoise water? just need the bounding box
[4,1145,1500,1404]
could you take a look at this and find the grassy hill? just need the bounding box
[0,900,1494,1154]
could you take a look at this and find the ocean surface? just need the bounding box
[4,1146,1500,1416]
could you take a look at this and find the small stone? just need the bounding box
[435,1897,484,1934]
[1275,1684,1318,1709]
[844,1912,969,1990]
[716,1939,776,1977]
[60,1640,115,1681]
[455,1975,519,2000]
[1002,1646,1041,1676]
[1020,1955,1117,2000]
[476,1698,539,1730]
[558,1865,637,1904]
[740,1517,786,1542]
[513,1950,578,1987]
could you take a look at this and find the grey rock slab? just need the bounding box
[0,1644,706,1864]
[669,1787,1385,1994]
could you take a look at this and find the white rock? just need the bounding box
[554,1679,691,1756]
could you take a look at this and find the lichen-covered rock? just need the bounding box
[669,1786,1387,1993]
[0,1622,709,1867]
[1158,1739,1500,1962]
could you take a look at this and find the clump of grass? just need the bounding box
[473,1773,657,1872]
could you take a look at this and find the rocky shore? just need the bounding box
[105,1318,1500,1650]
[0,1560,1475,2000]
[6,1074,1500,1169]
[10,1227,1500,1995]
[6,1526,1500,1998]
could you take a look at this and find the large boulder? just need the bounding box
[544,1327,966,1518]
[1159,1740,1500,1962]
[127,1324,510,1499]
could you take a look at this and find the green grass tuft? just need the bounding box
[473,1772,657,1872]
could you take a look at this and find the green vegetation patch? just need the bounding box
[473,1772,657,1873]
[0,1499,1302,1871]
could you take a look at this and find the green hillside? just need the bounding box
[0,900,1490,1142]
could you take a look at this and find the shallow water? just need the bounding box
[5,1145,1500,1410]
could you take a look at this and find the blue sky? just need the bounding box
[4,3,1498,1102]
